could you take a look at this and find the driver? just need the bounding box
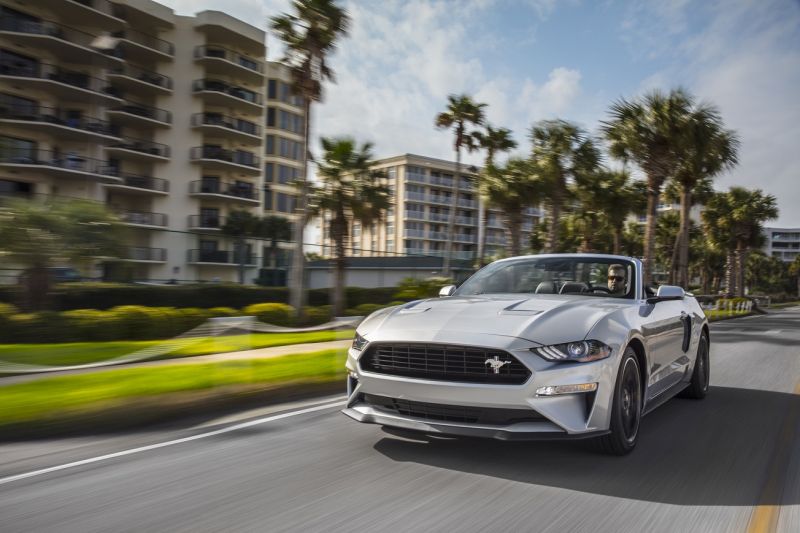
[607,264,627,295]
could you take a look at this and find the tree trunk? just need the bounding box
[668,231,680,285]
[505,210,522,257]
[736,246,747,297]
[725,251,735,297]
[677,187,692,288]
[290,98,313,318]
[331,215,347,317]
[642,184,660,285]
[443,145,461,277]
[613,227,622,256]
[545,194,561,253]
[21,265,51,311]
[237,236,246,284]
[479,203,490,267]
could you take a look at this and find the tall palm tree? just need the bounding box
[261,215,293,283]
[309,137,390,315]
[602,88,694,283]
[671,104,739,287]
[481,159,543,256]
[270,0,350,316]
[474,125,516,266]
[664,176,716,283]
[222,210,264,284]
[702,191,738,295]
[435,94,486,276]
[727,187,778,297]
[530,119,599,254]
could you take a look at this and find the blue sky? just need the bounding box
[163,0,800,226]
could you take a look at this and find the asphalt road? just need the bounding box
[2,308,799,533]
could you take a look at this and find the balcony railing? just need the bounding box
[188,214,225,229]
[110,101,171,123]
[190,180,258,201]
[127,246,166,261]
[192,79,262,105]
[455,234,477,243]
[458,198,477,208]
[428,231,448,240]
[119,211,167,227]
[191,113,261,136]
[75,0,118,17]
[0,104,118,136]
[195,46,263,73]
[111,28,174,56]
[428,212,449,222]
[108,64,172,90]
[109,137,170,158]
[188,249,255,265]
[405,192,426,202]
[0,148,116,176]
[0,15,121,58]
[404,211,426,220]
[0,61,119,98]
[406,172,426,184]
[403,229,425,238]
[105,172,168,192]
[190,146,259,168]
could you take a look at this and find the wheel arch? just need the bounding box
[625,336,648,403]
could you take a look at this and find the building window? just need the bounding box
[266,107,275,127]
[265,162,274,182]
[267,79,277,99]
[264,189,273,210]
[265,135,274,155]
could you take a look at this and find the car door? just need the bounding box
[640,299,692,402]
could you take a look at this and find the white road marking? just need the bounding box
[765,329,783,334]
[0,398,346,486]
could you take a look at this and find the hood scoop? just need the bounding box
[499,299,545,316]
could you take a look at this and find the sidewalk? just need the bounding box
[0,339,352,387]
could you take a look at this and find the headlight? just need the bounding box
[531,340,611,363]
[352,332,368,351]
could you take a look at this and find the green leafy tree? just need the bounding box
[221,210,266,284]
[481,158,543,256]
[530,119,599,254]
[309,137,391,315]
[435,94,486,276]
[602,88,694,283]
[745,251,792,295]
[270,0,350,316]
[474,125,517,266]
[789,255,800,298]
[0,199,127,310]
[261,215,293,270]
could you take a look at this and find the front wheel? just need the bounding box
[596,347,642,455]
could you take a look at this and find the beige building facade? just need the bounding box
[0,0,270,283]
[316,154,540,263]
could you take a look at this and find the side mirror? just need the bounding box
[647,285,685,304]
[439,285,456,297]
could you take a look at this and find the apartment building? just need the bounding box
[762,227,800,263]
[317,154,540,263]
[0,0,267,282]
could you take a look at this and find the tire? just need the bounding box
[678,332,709,399]
[596,347,642,455]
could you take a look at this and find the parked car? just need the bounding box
[343,254,709,455]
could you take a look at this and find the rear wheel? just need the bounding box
[596,347,642,455]
[678,332,709,399]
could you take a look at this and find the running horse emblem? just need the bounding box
[485,355,512,374]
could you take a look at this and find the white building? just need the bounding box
[762,227,800,263]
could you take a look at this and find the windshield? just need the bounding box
[455,256,636,299]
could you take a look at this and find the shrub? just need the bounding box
[394,277,453,301]
[62,309,121,342]
[243,302,294,326]
[301,306,332,327]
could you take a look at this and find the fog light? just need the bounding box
[536,383,598,396]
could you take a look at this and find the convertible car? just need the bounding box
[342,254,709,455]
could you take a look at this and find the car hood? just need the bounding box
[358,294,632,345]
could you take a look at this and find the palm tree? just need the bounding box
[435,94,486,276]
[702,192,738,295]
[481,159,543,256]
[222,210,265,284]
[530,119,599,254]
[671,104,739,287]
[309,137,390,315]
[474,125,516,266]
[270,0,350,316]
[602,88,694,283]
[664,176,717,283]
[789,254,800,298]
[261,215,293,285]
[0,198,127,310]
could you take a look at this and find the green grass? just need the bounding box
[0,349,347,427]
[704,309,751,321]
[0,329,354,368]
[769,301,800,309]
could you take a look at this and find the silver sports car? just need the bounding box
[342,254,709,454]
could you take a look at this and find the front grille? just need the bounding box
[363,394,545,425]
[361,343,531,385]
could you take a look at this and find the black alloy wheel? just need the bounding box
[679,332,710,399]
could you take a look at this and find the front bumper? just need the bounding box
[344,333,622,438]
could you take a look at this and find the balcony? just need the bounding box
[455,234,477,243]
[403,229,426,238]
[189,180,259,204]
[103,173,169,195]
[191,113,261,143]
[429,195,452,206]
[107,101,172,128]
[486,235,506,245]
[406,172,426,184]
[0,15,123,66]
[458,198,477,208]
[107,65,172,95]
[193,79,263,113]
[0,149,119,181]
[428,231,448,241]
[188,249,256,266]
[118,211,167,229]
[405,192,427,202]
[0,104,121,141]
[188,214,225,231]
[428,212,450,222]
[429,176,453,187]
[111,28,174,61]
[0,62,123,104]
[194,46,264,83]
[404,211,426,221]
[125,246,166,262]
[36,0,125,29]
[190,146,260,174]
[456,216,476,226]
[106,137,170,161]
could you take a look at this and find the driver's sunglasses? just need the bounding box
[608,275,625,282]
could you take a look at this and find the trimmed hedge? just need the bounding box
[0,284,401,311]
